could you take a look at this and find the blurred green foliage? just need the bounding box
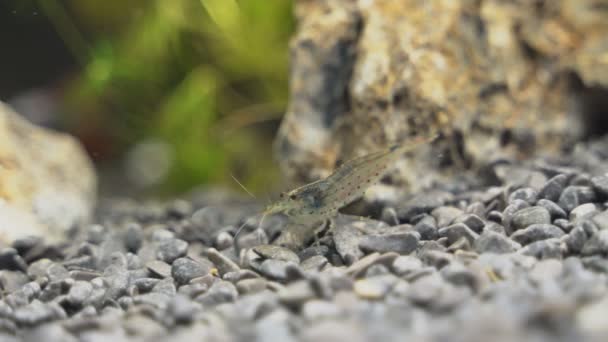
[43,0,294,195]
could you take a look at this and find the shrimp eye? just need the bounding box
[279,193,284,199]
[289,194,297,200]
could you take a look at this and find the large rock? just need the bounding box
[275,0,608,189]
[0,102,96,242]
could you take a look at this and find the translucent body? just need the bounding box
[264,134,437,224]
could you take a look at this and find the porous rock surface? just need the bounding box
[0,101,96,243]
[276,0,608,191]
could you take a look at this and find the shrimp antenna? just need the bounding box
[230,173,256,199]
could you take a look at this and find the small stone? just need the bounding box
[475,231,521,254]
[359,232,419,254]
[554,218,572,232]
[215,231,233,250]
[345,252,380,278]
[124,223,143,253]
[46,263,69,283]
[536,199,567,220]
[133,292,171,310]
[133,278,160,293]
[156,238,188,263]
[413,215,438,240]
[558,186,596,212]
[419,250,453,269]
[301,255,328,272]
[407,273,443,306]
[511,206,551,230]
[508,187,538,204]
[152,277,176,296]
[431,206,464,227]
[168,294,202,324]
[591,175,608,199]
[581,230,608,256]
[302,300,341,321]
[222,269,259,283]
[453,214,485,233]
[278,280,316,308]
[0,248,28,272]
[353,275,397,300]
[487,210,503,223]
[581,256,608,273]
[380,207,400,225]
[440,262,480,291]
[569,203,599,222]
[0,271,29,293]
[258,259,297,281]
[484,222,507,235]
[13,300,66,326]
[146,260,172,278]
[591,210,608,230]
[538,174,568,202]
[236,278,268,295]
[577,294,608,335]
[438,223,479,245]
[510,224,565,245]
[564,225,587,254]
[502,199,530,232]
[519,238,563,259]
[171,258,212,285]
[391,255,423,276]
[253,245,300,264]
[67,281,93,306]
[195,280,238,306]
[206,248,240,275]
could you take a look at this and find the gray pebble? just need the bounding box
[558,186,596,212]
[171,258,212,285]
[554,218,572,232]
[0,271,29,293]
[475,231,521,253]
[214,232,233,250]
[124,223,143,253]
[302,300,341,321]
[222,269,259,283]
[13,300,66,326]
[67,281,93,306]
[484,222,507,235]
[454,214,485,233]
[353,275,398,300]
[508,187,538,204]
[258,259,298,281]
[359,232,419,254]
[438,223,479,245]
[156,238,188,263]
[570,203,599,222]
[133,278,160,292]
[591,175,608,198]
[407,273,444,306]
[168,294,202,324]
[195,280,238,307]
[431,206,464,227]
[278,280,316,308]
[392,255,423,276]
[413,215,438,240]
[519,238,563,259]
[206,248,240,275]
[565,225,587,254]
[146,260,172,278]
[301,255,328,272]
[419,249,453,269]
[502,199,530,232]
[236,278,267,294]
[538,174,568,202]
[582,230,608,256]
[152,277,176,296]
[0,248,28,272]
[511,206,551,230]
[397,190,454,221]
[591,210,608,230]
[440,262,480,291]
[510,224,565,245]
[536,199,567,220]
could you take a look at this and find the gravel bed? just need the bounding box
[2,138,608,341]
